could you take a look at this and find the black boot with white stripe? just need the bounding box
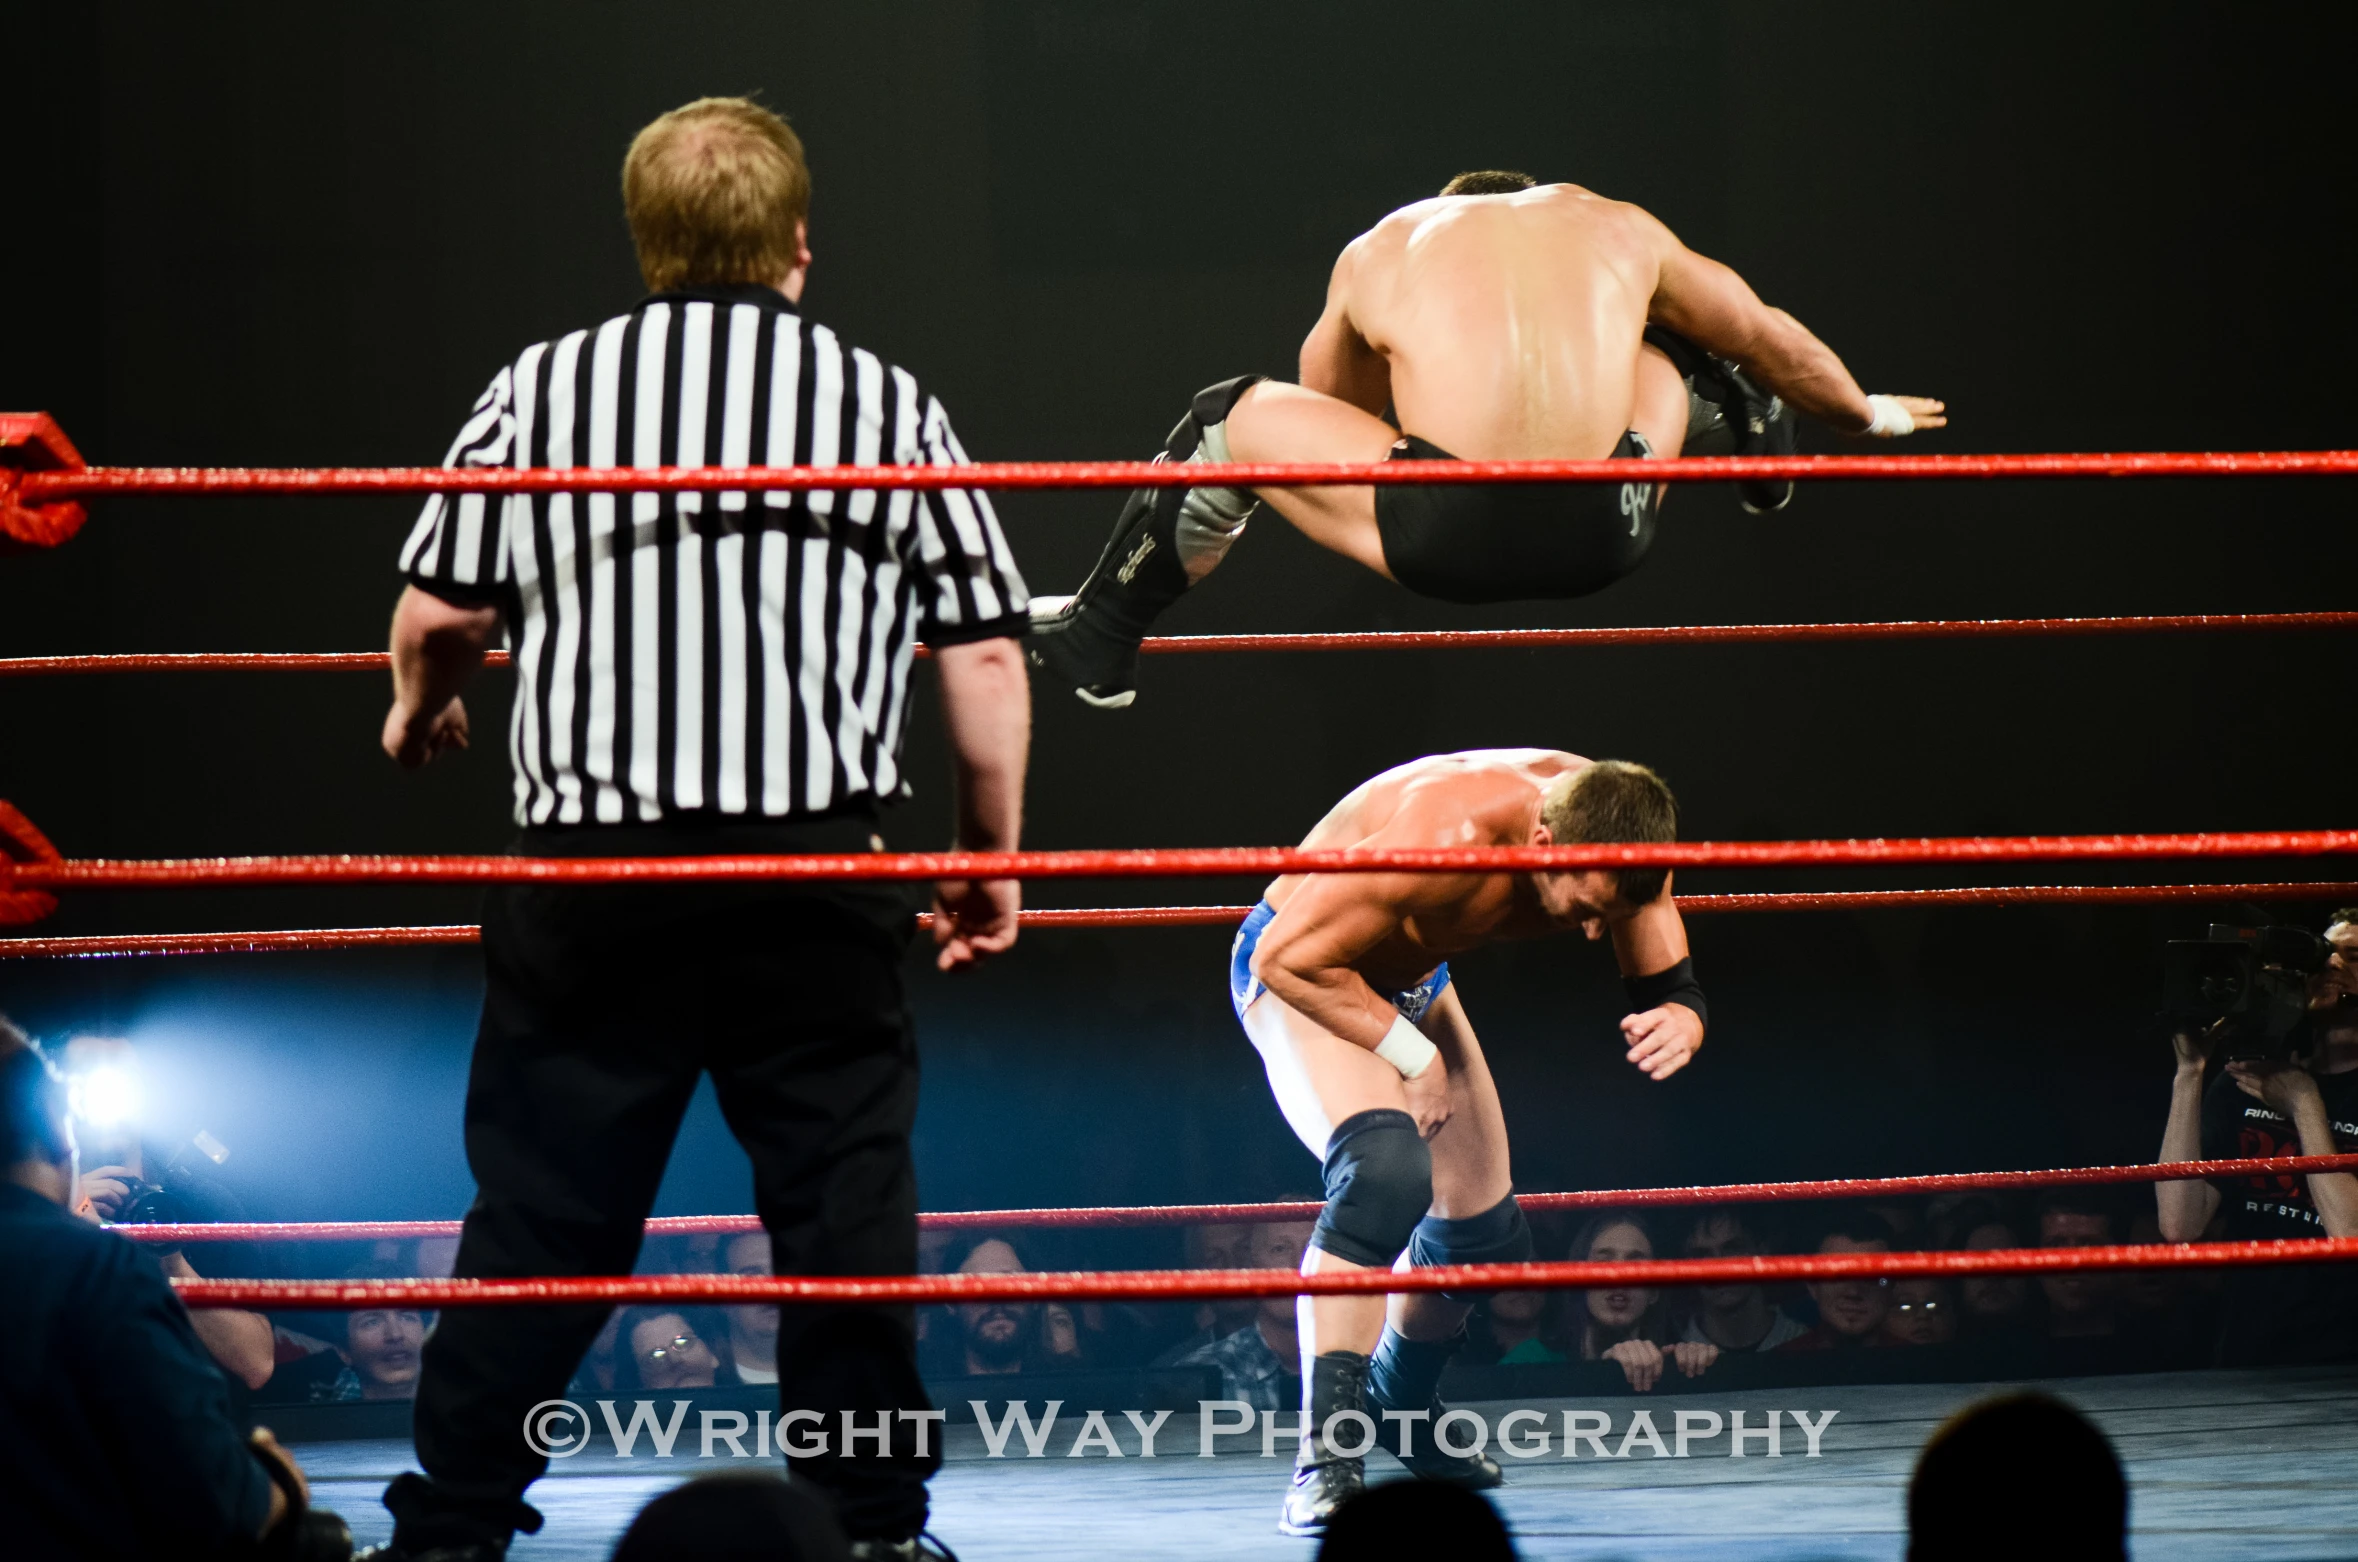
[1026,374,1264,709]
[1642,324,1797,514]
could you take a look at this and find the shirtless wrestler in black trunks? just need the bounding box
[1029,169,1947,708]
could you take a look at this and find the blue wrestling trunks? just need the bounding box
[1228,899,1452,1025]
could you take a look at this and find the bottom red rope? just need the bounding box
[8,880,2356,959]
[114,1151,2358,1246]
[173,1236,2358,1309]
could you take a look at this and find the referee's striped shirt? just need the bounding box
[398,283,1029,828]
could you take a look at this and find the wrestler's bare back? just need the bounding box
[1260,748,1592,994]
[1332,186,1668,459]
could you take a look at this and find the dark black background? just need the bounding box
[4,1,2352,1236]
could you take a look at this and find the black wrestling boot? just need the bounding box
[1026,375,1263,709]
[1728,364,1798,515]
[361,1474,531,1562]
[1365,1327,1505,1489]
[1279,1351,1371,1537]
[1642,324,1797,515]
[353,1544,498,1562]
[849,1534,960,1561]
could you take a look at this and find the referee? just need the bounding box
[372,99,1028,1562]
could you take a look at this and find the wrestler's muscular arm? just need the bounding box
[1297,240,1393,416]
[1607,888,1705,1082]
[1636,212,1946,436]
[1253,862,1471,1135]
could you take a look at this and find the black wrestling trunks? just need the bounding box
[1372,430,1660,605]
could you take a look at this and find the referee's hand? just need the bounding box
[933,878,1019,972]
[382,696,471,768]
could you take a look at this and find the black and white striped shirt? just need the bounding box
[399,284,1028,827]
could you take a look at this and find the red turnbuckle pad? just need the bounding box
[0,800,63,926]
[0,413,90,553]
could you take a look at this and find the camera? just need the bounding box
[2161,922,2329,1060]
[117,1175,192,1228]
[108,1130,230,1257]
[112,1175,192,1257]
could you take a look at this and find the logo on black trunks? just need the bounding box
[1116,533,1156,584]
[1619,482,1655,534]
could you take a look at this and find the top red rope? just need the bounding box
[8,832,2356,899]
[3,612,2352,679]
[17,450,2358,502]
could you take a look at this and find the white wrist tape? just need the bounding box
[1864,394,1914,438]
[1374,1013,1440,1079]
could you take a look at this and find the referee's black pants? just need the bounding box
[388,812,938,1548]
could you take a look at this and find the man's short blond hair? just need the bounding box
[1539,759,1679,906]
[623,97,810,294]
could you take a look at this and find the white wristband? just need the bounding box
[1373,1014,1440,1079]
[1863,394,1914,438]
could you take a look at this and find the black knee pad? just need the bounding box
[1312,1109,1433,1269]
[1189,374,1266,432]
[1154,375,1266,462]
[1408,1193,1533,1302]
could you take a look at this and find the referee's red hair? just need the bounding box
[623,97,811,294]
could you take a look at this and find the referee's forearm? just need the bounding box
[935,636,1030,853]
[389,585,497,719]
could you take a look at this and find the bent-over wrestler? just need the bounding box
[1229,749,1706,1534]
[1032,169,1945,706]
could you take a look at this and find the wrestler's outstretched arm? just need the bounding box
[1605,883,1705,1082]
[1638,213,1946,438]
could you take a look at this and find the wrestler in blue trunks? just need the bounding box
[1229,899,1451,1026]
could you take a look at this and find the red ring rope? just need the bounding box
[19,451,2358,506]
[6,835,2355,906]
[4,612,2352,680]
[169,1237,2358,1309]
[112,1151,2358,1246]
[11,881,2356,959]
[1128,613,2358,653]
[0,800,62,926]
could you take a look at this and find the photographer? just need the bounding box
[2157,908,2358,1364]
[61,1035,275,1392]
[0,1017,349,1561]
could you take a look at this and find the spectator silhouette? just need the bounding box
[1570,1210,1717,1391]
[1318,1480,1514,1560]
[1950,1202,2038,1345]
[927,1234,1086,1377]
[1779,1215,1894,1351]
[2034,1192,2122,1340]
[609,1471,849,1562]
[1679,1207,1806,1352]
[262,1261,429,1403]
[1908,1394,2126,1562]
[1881,1280,1958,1347]
[613,1306,736,1392]
[1168,1220,1315,1409]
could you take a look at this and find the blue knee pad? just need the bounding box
[1312,1109,1432,1268]
[1407,1194,1533,1302]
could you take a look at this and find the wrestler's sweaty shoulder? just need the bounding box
[1327,749,1584,845]
[1399,183,1632,244]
